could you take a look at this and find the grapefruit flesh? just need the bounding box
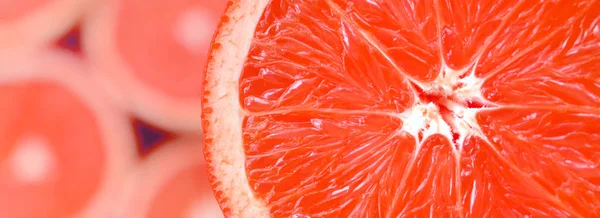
[0,81,106,218]
[203,0,600,217]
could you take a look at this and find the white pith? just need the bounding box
[204,1,496,217]
[398,102,452,145]
[410,62,495,153]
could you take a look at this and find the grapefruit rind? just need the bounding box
[202,0,271,217]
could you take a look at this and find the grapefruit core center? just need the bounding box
[400,65,491,153]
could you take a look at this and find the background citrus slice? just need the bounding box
[203,0,600,217]
[113,137,222,218]
[0,81,104,218]
[146,164,223,218]
[0,0,225,215]
[84,0,227,131]
[0,52,134,218]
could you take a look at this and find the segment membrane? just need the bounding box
[241,0,415,113]
[476,107,600,217]
[243,112,414,217]
[460,136,577,217]
[237,0,600,217]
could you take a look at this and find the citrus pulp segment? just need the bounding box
[203,0,600,217]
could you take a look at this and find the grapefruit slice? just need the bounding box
[0,51,134,218]
[146,164,223,218]
[0,0,93,51]
[117,137,222,218]
[83,0,227,131]
[203,0,600,217]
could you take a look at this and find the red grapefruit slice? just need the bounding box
[116,138,221,218]
[0,51,134,218]
[203,0,600,217]
[146,164,223,218]
[0,0,93,51]
[83,0,227,131]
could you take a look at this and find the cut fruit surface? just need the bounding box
[83,0,228,131]
[202,0,600,217]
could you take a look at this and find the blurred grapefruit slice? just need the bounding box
[0,52,133,218]
[146,164,223,218]
[117,138,222,218]
[0,0,93,51]
[83,0,227,131]
[202,0,600,217]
